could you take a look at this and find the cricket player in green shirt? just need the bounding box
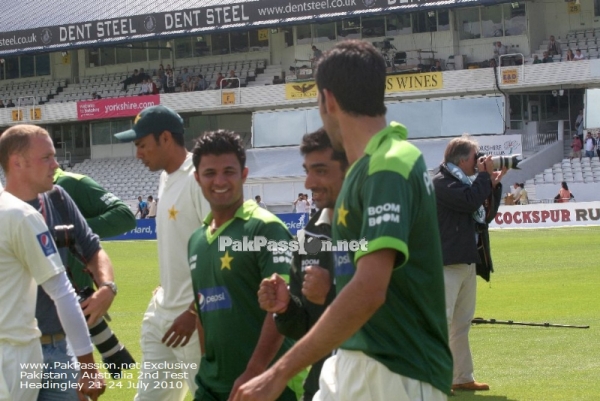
[188,130,305,401]
[234,39,452,401]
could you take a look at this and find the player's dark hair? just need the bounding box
[315,40,387,117]
[300,128,348,170]
[192,130,246,170]
[151,130,184,147]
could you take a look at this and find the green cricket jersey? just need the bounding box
[332,122,453,394]
[53,168,136,289]
[188,200,303,399]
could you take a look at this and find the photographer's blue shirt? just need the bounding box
[26,185,101,335]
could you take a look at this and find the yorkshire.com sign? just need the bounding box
[0,0,506,55]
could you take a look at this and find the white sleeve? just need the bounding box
[40,272,94,356]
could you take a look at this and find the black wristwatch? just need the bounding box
[99,281,118,296]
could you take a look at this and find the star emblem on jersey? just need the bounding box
[168,205,179,220]
[337,203,349,227]
[220,251,234,270]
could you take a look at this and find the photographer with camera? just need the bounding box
[433,136,505,393]
[0,125,115,401]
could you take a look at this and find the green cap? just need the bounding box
[114,105,184,142]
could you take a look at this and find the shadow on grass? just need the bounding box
[453,393,518,401]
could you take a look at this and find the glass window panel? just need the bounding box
[503,3,527,36]
[336,18,361,41]
[230,30,249,53]
[284,28,293,47]
[175,37,193,59]
[20,55,35,77]
[362,16,385,38]
[88,48,100,67]
[249,29,269,51]
[194,35,211,57]
[481,5,503,38]
[0,63,4,80]
[91,121,112,145]
[132,43,146,63]
[112,119,131,137]
[36,54,50,76]
[147,40,160,61]
[116,46,131,64]
[596,0,600,16]
[314,22,335,43]
[5,56,19,79]
[100,47,116,66]
[296,24,312,45]
[386,14,411,36]
[457,8,481,40]
[211,33,230,55]
[437,10,450,31]
[413,11,437,33]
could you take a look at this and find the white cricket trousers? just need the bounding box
[0,339,43,401]
[314,350,447,401]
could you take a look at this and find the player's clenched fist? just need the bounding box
[302,265,331,305]
[258,273,290,314]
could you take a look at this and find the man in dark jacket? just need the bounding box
[433,136,505,393]
[258,128,347,400]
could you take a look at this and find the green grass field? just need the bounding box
[98,226,600,401]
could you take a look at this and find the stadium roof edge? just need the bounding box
[0,0,519,57]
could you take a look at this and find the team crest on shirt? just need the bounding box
[37,231,57,256]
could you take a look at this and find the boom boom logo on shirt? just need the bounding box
[36,231,57,256]
[198,286,232,312]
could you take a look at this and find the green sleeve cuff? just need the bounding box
[355,236,409,270]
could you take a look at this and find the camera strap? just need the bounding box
[45,187,91,288]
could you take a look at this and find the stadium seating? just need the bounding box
[532,29,600,62]
[0,78,63,105]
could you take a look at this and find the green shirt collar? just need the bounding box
[364,122,408,156]
[202,199,259,226]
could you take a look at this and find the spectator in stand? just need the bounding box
[139,78,151,96]
[574,49,585,61]
[510,182,522,204]
[138,68,150,81]
[516,183,528,205]
[532,55,541,64]
[6,99,15,107]
[0,100,5,108]
[195,74,209,91]
[584,131,595,159]
[135,195,148,219]
[122,69,139,91]
[91,92,102,100]
[146,195,157,219]
[157,64,165,76]
[293,193,309,213]
[596,131,600,159]
[255,195,267,209]
[430,60,443,72]
[542,51,553,63]
[157,69,167,92]
[165,69,176,93]
[547,35,562,56]
[555,181,574,203]
[493,41,507,65]
[215,72,225,89]
[565,49,575,61]
[178,67,191,88]
[575,109,584,139]
[571,134,583,161]
[225,70,239,88]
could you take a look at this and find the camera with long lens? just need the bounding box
[477,153,523,170]
[78,287,135,378]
